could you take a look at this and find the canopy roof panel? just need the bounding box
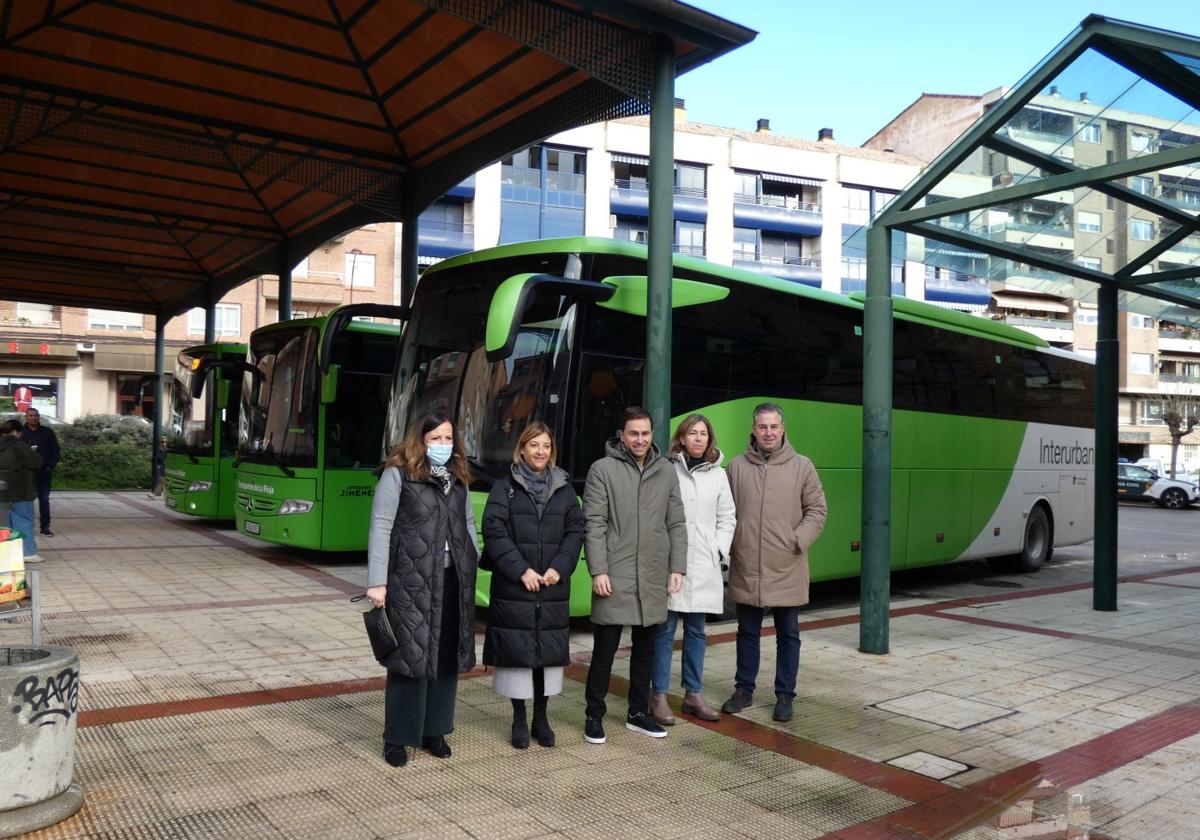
[0,0,754,315]
[877,15,1200,328]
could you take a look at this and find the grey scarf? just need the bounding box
[516,461,553,517]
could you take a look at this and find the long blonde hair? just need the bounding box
[384,411,472,485]
[512,422,557,467]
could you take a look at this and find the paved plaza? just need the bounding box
[2,492,1200,839]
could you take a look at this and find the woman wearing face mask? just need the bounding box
[650,414,736,725]
[365,411,478,768]
[482,423,583,749]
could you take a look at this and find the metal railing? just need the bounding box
[1002,315,1073,329]
[733,193,821,213]
[612,179,707,198]
[673,244,706,257]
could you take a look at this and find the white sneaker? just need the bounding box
[23,554,43,563]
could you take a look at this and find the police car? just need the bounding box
[1117,463,1200,510]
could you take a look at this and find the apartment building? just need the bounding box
[867,89,1200,472]
[0,223,396,421]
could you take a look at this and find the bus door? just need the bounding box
[569,353,644,482]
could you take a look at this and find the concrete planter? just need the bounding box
[0,646,83,838]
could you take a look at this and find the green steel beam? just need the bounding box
[984,134,1200,231]
[151,316,165,489]
[401,212,419,310]
[1092,40,1200,121]
[645,34,674,451]
[1121,283,1200,311]
[886,141,1200,228]
[879,27,1094,217]
[1114,266,1200,287]
[1116,225,1196,277]
[1090,17,1200,69]
[204,283,217,345]
[860,223,892,655]
[278,239,292,321]
[1093,283,1118,611]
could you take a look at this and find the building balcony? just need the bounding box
[999,314,1075,344]
[610,180,707,223]
[418,220,475,259]
[990,221,1074,252]
[1156,377,1200,396]
[444,176,475,201]
[1004,126,1074,160]
[732,195,822,236]
[923,269,991,306]
[734,255,822,286]
[674,244,706,258]
[1158,332,1200,354]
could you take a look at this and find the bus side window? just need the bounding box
[570,354,644,478]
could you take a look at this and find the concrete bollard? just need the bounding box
[0,646,84,838]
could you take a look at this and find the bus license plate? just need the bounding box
[245,521,261,535]
[165,498,176,509]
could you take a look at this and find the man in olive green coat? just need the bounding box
[722,403,827,723]
[582,407,687,744]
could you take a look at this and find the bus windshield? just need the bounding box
[240,326,319,469]
[167,351,213,455]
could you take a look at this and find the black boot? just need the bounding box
[382,743,407,767]
[531,695,555,747]
[511,699,530,749]
[421,735,451,758]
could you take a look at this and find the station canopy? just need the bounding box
[0,0,753,315]
[877,15,1200,328]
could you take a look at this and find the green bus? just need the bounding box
[235,304,404,550]
[163,343,247,519]
[388,237,1095,617]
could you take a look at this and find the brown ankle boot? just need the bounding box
[650,691,676,726]
[681,691,720,722]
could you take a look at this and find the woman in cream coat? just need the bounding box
[650,414,736,723]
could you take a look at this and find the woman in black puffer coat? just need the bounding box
[482,422,583,749]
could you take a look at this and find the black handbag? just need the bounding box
[352,596,399,664]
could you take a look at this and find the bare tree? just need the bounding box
[1162,394,1200,479]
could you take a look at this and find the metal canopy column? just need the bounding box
[204,286,217,345]
[1094,284,1119,610]
[401,211,419,310]
[860,223,893,654]
[278,240,292,322]
[151,315,165,489]
[646,34,675,451]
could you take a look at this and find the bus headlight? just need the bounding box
[186,481,212,492]
[278,499,314,515]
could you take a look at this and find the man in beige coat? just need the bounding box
[722,403,827,722]
[582,407,687,744]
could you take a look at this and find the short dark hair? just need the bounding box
[1,419,22,435]
[620,405,653,431]
[24,407,39,417]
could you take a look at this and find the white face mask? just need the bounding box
[427,444,453,466]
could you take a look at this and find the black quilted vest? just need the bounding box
[382,473,477,678]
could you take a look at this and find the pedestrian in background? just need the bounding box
[20,408,59,537]
[482,422,583,749]
[0,419,43,562]
[582,406,687,744]
[722,403,827,723]
[364,411,478,768]
[650,414,735,725]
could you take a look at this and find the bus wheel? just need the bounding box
[1018,505,1052,572]
[1159,488,1189,510]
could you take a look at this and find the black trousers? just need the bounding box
[35,470,51,531]
[585,622,661,720]
[383,566,461,747]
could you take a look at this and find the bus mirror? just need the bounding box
[321,365,340,404]
[485,273,615,362]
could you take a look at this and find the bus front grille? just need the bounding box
[236,494,279,514]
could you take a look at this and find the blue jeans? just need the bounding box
[652,611,708,693]
[10,500,37,557]
[734,604,801,699]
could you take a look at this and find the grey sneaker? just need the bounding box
[773,694,794,722]
[721,688,753,714]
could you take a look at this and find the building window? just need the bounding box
[0,376,57,416]
[1130,219,1154,241]
[733,172,758,202]
[1076,256,1101,271]
[15,303,55,325]
[675,221,705,257]
[344,252,376,288]
[117,374,154,416]
[1130,131,1155,153]
[1075,309,1098,325]
[733,227,758,261]
[613,217,647,243]
[501,144,585,243]
[1079,121,1102,143]
[187,304,242,337]
[1139,399,1164,425]
[1129,352,1154,375]
[1130,313,1154,329]
[88,309,144,331]
[842,257,867,282]
[843,187,871,226]
[675,163,706,197]
[1076,211,1101,233]
[1131,176,1154,196]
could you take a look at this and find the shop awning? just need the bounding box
[991,291,1070,313]
[0,340,79,362]
[93,346,158,373]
